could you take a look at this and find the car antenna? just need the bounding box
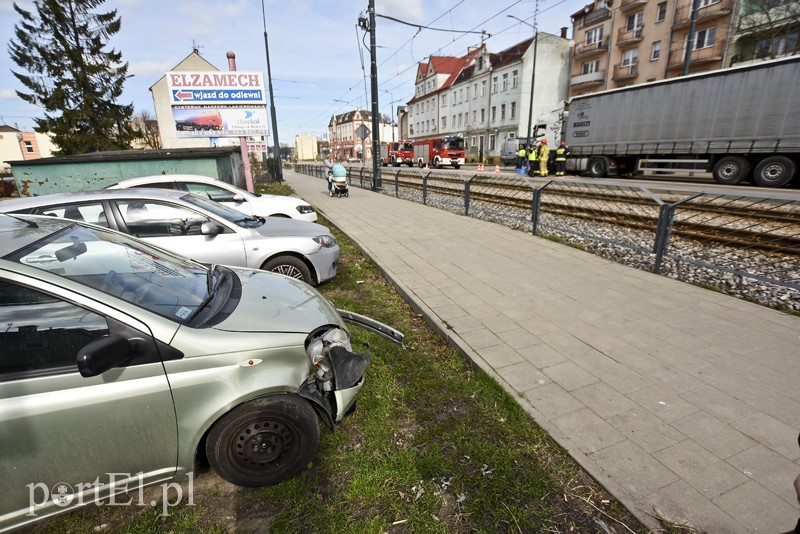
[1,213,38,228]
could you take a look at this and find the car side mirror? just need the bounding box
[200,221,223,235]
[231,194,245,203]
[77,335,134,377]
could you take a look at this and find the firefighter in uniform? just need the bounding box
[516,145,527,170]
[555,141,571,176]
[527,143,538,177]
[538,139,550,177]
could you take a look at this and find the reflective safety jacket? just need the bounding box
[527,148,538,162]
[517,148,526,157]
[555,147,569,161]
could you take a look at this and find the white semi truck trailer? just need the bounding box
[535,56,800,187]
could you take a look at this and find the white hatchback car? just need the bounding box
[0,189,336,286]
[108,175,317,222]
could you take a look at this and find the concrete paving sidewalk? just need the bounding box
[285,169,800,533]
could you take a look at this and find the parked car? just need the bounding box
[0,214,402,532]
[107,174,317,222]
[0,189,336,286]
[346,157,361,164]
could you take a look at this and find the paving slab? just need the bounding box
[285,169,800,533]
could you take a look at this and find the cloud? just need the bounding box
[0,89,19,100]
[129,60,175,77]
[378,0,424,22]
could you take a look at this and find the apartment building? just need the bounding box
[327,109,396,162]
[407,34,570,162]
[569,0,798,97]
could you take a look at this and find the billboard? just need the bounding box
[172,107,269,138]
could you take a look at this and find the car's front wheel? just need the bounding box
[262,256,313,285]
[206,396,320,487]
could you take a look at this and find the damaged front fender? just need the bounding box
[337,309,404,345]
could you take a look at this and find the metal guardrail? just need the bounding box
[295,164,800,311]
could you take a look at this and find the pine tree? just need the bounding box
[8,0,136,156]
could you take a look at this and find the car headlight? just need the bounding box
[313,234,337,248]
[296,205,314,214]
[305,328,353,392]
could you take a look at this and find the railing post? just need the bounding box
[422,173,428,205]
[395,171,399,197]
[653,203,676,274]
[531,180,552,236]
[464,177,472,216]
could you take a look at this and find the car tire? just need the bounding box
[262,256,313,285]
[753,156,795,188]
[206,396,320,487]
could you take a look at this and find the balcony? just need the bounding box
[673,0,733,29]
[578,7,611,29]
[617,25,644,47]
[619,0,647,12]
[667,41,725,69]
[612,63,639,81]
[571,70,606,87]
[574,36,610,57]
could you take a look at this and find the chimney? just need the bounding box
[561,27,568,39]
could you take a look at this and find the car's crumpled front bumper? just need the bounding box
[300,310,403,428]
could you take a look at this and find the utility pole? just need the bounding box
[682,0,701,75]
[368,0,382,190]
[262,0,284,181]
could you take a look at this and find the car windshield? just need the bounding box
[399,143,414,151]
[6,223,214,323]
[180,192,263,228]
[445,138,464,151]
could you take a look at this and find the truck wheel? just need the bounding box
[712,156,750,185]
[434,158,442,169]
[587,157,609,178]
[453,164,460,169]
[753,156,795,188]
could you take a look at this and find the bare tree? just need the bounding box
[733,0,799,63]
[132,110,161,149]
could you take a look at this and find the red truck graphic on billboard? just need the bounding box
[173,109,223,132]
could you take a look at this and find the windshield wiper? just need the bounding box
[187,266,219,322]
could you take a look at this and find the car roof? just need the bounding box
[0,188,190,211]
[0,214,76,256]
[111,174,231,188]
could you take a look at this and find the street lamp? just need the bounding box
[507,12,538,146]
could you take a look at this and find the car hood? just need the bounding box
[213,268,344,333]
[253,217,330,238]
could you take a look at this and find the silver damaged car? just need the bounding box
[0,215,402,532]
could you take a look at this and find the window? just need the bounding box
[471,136,476,147]
[459,89,464,103]
[627,12,643,32]
[119,200,209,238]
[458,113,462,127]
[473,110,477,123]
[442,116,447,128]
[481,80,487,96]
[500,104,506,120]
[492,76,498,93]
[755,32,799,57]
[656,2,667,22]
[442,93,447,106]
[622,48,639,67]
[33,202,108,227]
[512,70,518,88]
[489,134,496,150]
[586,26,604,44]
[23,141,34,153]
[466,86,470,100]
[473,83,478,98]
[511,102,516,120]
[582,59,601,74]
[481,108,486,122]
[651,41,661,60]
[698,0,720,6]
[502,73,508,91]
[491,106,496,122]
[694,27,716,49]
[0,280,109,376]
[184,183,236,202]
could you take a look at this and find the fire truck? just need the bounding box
[413,136,465,169]
[380,141,415,167]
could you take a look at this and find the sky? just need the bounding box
[0,0,588,145]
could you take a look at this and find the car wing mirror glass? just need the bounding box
[232,194,245,203]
